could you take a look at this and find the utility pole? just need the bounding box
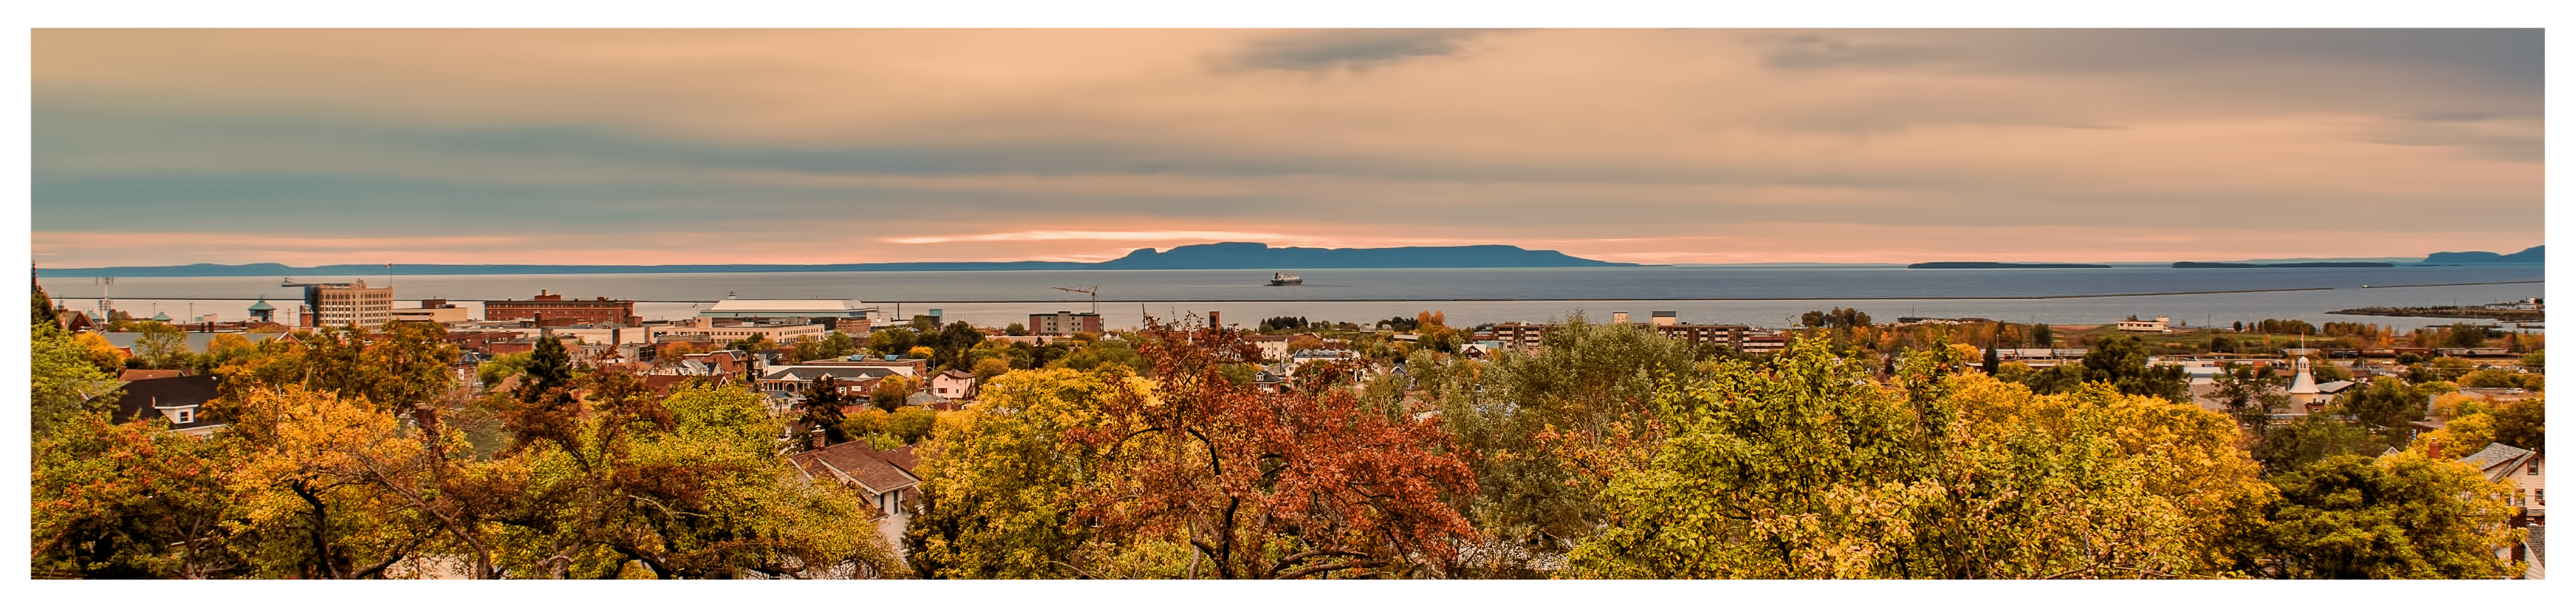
[1053,286,1099,314]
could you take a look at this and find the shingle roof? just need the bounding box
[879,445,919,475]
[789,441,919,495]
[2528,525,2545,571]
[2457,442,2535,473]
[110,375,227,431]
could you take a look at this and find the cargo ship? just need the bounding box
[1267,272,1302,286]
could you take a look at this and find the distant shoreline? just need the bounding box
[60,286,2347,304]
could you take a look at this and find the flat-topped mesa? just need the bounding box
[1909,262,2113,269]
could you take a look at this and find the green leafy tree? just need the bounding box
[2080,334,2191,403]
[799,376,852,446]
[869,328,918,357]
[2033,323,2055,347]
[2333,379,2425,433]
[2256,453,2521,579]
[31,321,122,442]
[134,321,193,369]
[2446,323,2489,348]
[904,368,1122,579]
[2486,398,2543,452]
[2250,410,2391,476]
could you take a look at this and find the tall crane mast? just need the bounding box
[1052,285,1099,314]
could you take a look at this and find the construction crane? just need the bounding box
[1053,285,1099,313]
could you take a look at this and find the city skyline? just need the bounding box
[32,28,2543,268]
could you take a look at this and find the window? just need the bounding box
[175,409,195,424]
[2530,460,2541,475]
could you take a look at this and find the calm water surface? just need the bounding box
[43,264,2544,332]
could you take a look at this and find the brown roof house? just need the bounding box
[788,434,921,557]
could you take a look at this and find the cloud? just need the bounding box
[28,29,2540,267]
[1219,29,1506,72]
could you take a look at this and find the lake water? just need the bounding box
[40,264,2545,333]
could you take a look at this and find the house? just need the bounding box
[788,437,921,556]
[759,365,916,402]
[2116,317,2172,333]
[1244,335,1294,361]
[2455,442,2548,575]
[110,375,227,437]
[928,369,978,401]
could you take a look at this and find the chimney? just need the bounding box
[2428,438,2442,460]
[1208,311,1221,328]
[809,427,827,450]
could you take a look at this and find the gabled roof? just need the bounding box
[110,375,227,431]
[2456,442,2535,474]
[2314,380,2356,394]
[936,368,975,381]
[789,441,919,496]
[763,365,902,382]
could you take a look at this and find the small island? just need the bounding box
[1908,262,2113,269]
[2172,262,2395,268]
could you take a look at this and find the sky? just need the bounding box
[27,28,2546,267]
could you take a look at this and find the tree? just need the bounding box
[1067,318,1478,579]
[33,412,244,578]
[134,321,193,369]
[1565,341,2270,579]
[2033,323,2055,347]
[1005,323,1028,337]
[2447,323,2489,348]
[222,385,433,579]
[870,328,918,357]
[799,377,853,446]
[2334,379,2425,433]
[2487,398,2543,452]
[971,357,1013,384]
[725,333,774,353]
[2080,334,2191,403]
[871,375,919,414]
[72,331,128,372]
[2256,453,2521,579]
[32,321,122,442]
[904,368,1124,579]
[2212,362,2289,430]
[2251,411,2390,476]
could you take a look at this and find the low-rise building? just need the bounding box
[929,368,978,401]
[1029,311,1104,335]
[2116,317,2172,333]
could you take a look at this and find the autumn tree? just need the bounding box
[2487,397,2543,452]
[32,412,244,578]
[904,369,1120,578]
[1064,318,1478,579]
[2255,453,2521,579]
[1566,340,2271,579]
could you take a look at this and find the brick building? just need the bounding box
[1029,311,1103,335]
[484,290,641,326]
